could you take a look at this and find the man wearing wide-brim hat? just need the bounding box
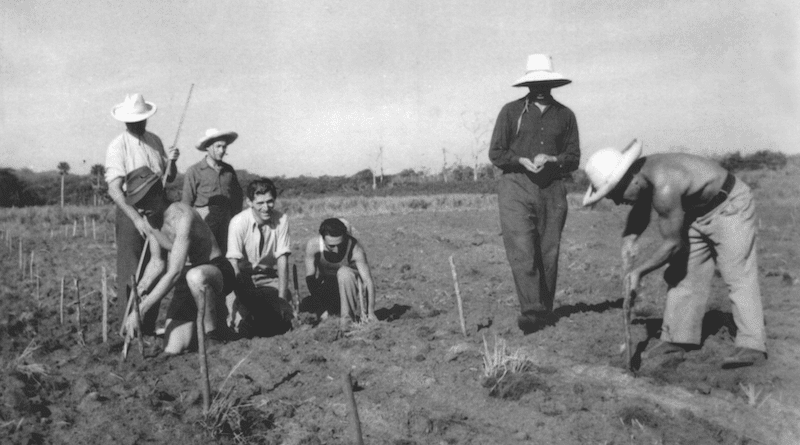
[582,141,767,369]
[488,54,581,334]
[181,128,243,255]
[105,93,180,334]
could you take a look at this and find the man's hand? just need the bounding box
[167,146,180,161]
[133,216,150,237]
[519,157,544,174]
[519,155,557,174]
[123,310,140,338]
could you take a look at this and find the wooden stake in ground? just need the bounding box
[291,263,300,318]
[72,220,77,237]
[29,251,34,283]
[357,278,367,321]
[341,371,365,445]
[92,218,97,240]
[60,277,65,325]
[18,238,23,273]
[131,276,145,355]
[196,289,211,414]
[102,266,108,343]
[75,278,85,345]
[621,243,636,372]
[448,255,468,337]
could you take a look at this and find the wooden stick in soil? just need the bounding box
[120,247,149,336]
[131,276,145,356]
[448,255,468,337]
[60,277,65,325]
[92,218,97,240]
[196,290,211,415]
[18,238,22,272]
[341,371,365,445]
[621,246,635,372]
[75,278,85,344]
[72,219,77,237]
[102,267,108,343]
[29,251,34,283]
[291,263,300,318]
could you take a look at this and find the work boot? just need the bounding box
[516,311,549,335]
[641,340,685,359]
[721,347,767,369]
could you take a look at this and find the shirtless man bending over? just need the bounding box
[582,140,767,369]
[122,166,236,354]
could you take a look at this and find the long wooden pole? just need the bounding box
[449,255,468,337]
[342,371,365,445]
[75,278,84,344]
[164,83,195,187]
[196,289,211,414]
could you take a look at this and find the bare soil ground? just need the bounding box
[2,169,799,444]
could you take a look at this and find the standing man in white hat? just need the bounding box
[582,141,767,369]
[181,128,243,255]
[105,93,180,334]
[489,54,581,334]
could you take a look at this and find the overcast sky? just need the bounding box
[2,0,798,177]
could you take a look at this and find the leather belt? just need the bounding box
[696,173,735,217]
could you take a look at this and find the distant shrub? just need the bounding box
[717,150,787,172]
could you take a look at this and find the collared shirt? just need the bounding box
[227,208,291,276]
[105,130,167,187]
[488,96,580,179]
[181,158,243,214]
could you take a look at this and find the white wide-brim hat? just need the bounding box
[111,93,157,123]
[582,139,643,207]
[513,54,572,88]
[196,128,239,151]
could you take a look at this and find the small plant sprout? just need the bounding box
[482,334,533,381]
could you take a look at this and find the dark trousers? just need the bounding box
[115,208,160,333]
[497,173,568,315]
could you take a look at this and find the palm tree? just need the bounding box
[57,162,70,208]
[90,164,106,206]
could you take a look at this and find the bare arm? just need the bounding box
[126,212,192,332]
[276,254,289,302]
[137,233,166,295]
[351,244,376,318]
[627,183,686,288]
[304,237,320,295]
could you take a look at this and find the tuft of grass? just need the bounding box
[10,339,49,383]
[739,382,772,409]
[200,354,253,444]
[481,334,533,382]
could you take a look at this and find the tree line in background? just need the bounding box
[0,150,791,208]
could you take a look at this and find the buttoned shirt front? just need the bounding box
[227,207,291,279]
[488,96,580,181]
[105,130,167,188]
[181,158,243,214]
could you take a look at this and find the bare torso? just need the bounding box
[155,202,220,265]
[641,153,730,214]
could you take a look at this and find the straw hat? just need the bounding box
[512,54,572,88]
[582,139,643,207]
[111,93,157,123]
[125,166,162,205]
[196,128,239,151]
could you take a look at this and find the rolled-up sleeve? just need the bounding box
[105,136,126,183]
[274,213,291,258]
[226,212,246,261]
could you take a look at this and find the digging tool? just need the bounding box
[196,288,211,415]
[341,371,365,445]
[621,243,636,371]
[119,247,148,337]
[122,275,145,360]
[163,83,195,187]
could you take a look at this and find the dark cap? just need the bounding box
[125,166,161,205]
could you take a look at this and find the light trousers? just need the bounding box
[660,179,766,352]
